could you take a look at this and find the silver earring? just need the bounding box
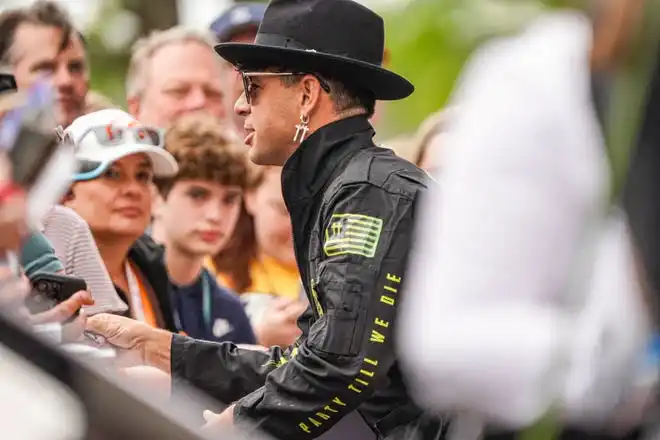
[293,114,310,143]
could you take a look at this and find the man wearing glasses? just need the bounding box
[87,1,442,439]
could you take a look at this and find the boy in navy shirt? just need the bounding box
[152,113,255,344]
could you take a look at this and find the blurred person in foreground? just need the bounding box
[126,27,226,129]
[0,101,91,340]
[150,113,256,344]
[87,0,442,438]
[398,0,650,438]
[0,3,124,315]
[0,1,88,128]
[62,109,180,330]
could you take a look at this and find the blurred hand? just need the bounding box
[119,366,171,402]
[201,405,234,433]
[0,185,27,253]
[29,289,93,325]
[86,313,173,372]
[0,266,29,319]
[29,290,94,343]
[253,298,306,348]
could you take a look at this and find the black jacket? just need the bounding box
[117,235,178,332]
[170,116,443,439]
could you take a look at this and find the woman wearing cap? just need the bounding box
[63,109,179,330]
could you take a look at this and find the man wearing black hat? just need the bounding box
[87,1,442,439]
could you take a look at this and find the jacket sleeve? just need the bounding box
[171,335,297,405]
[233,182,417,439]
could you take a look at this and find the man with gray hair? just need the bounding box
[126,26,226,128]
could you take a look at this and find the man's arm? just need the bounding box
[169,335,295,404]
[231,183,417,439]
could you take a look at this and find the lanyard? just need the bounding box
[125,262,147,323]
[170,271,212,335]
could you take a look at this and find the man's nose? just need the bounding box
[52,64,74,89]
[181,88,207,111]
[234,92,249,117]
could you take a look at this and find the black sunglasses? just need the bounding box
[240,71,331,104]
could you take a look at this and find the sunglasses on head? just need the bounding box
[60,125,164,149]
[240,71,331,104]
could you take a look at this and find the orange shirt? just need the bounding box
[206,255,301,300]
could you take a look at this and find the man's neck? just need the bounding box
[165,245,203,286]
[95,237,135,288]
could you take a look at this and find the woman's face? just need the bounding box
[245,167,296,265]
[65,154,153,241]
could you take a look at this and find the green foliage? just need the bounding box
[379,0,549,137]
[380,1,472,137]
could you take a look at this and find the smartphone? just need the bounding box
[0,73,16,95]
[1,79,60,189]
[0,79,78,229]
[9,126,60,189]
[26,273,87,316]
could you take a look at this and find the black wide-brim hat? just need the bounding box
[214,0,414,101]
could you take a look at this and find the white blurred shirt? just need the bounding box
[398,11,650,430]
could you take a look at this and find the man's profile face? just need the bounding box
[11,23,88,127]
[224,28,259,136]
[133,41,225,128]
[237,71,300,167]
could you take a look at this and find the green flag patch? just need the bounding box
[323,214,383,258]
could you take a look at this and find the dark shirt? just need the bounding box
[170,270,256,345]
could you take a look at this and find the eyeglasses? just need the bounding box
[240,71,331,104]
[59,125,164,149]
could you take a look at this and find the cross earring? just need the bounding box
[293,114,310,143]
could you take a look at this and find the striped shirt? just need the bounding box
[41,205,127,315]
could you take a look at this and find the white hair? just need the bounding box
[126,26,220,99]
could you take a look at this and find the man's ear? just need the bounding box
[127,96,141,119]
[299,75,323,116]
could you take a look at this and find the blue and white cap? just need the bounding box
[64,109,178,181]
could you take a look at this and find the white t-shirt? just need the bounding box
[397,11,650,430]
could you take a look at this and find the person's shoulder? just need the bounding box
[332,145,432,201]
[43,205,89,230]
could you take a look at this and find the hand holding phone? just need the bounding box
[25,273,88,317]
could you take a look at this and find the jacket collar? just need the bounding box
[282,115,374,204]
